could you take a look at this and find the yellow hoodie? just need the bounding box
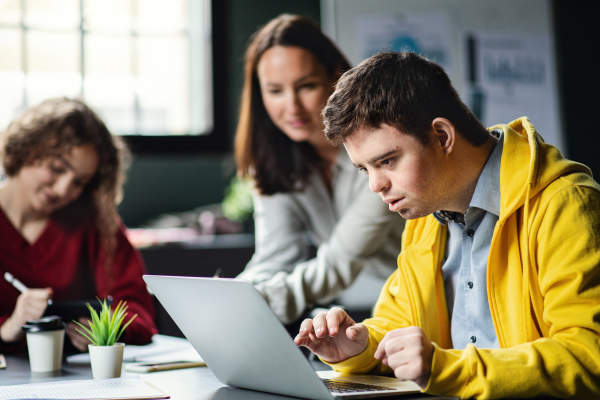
[329,118,600,398]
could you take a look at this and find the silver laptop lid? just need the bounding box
[144,275,333,400]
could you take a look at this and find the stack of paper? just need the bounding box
[0,378,169,399]
[67,335,202,364]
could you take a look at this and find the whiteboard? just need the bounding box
[321,0,565,153]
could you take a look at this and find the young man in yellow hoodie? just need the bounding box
[294,52,600,398]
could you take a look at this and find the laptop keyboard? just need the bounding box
[321,379,395,393]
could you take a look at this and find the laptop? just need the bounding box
[143,275,421,400]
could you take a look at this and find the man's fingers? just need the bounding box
[294,331,320,349]
[346,323,368,341]
[312,312,329,338]
[374,327,423,359]
[374,334,391,359]
[325,307,353,337]
[298,318,314,338]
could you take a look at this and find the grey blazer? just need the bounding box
[238,148,405,323]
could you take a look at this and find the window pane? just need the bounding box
[0,72,24,131]
[135,0,187,35]
[27,30,80,72]
[85,34,131,74]
[0,0,21,26]
[25,0,79,30]
[137,35,188,134]
[84,74,136,134]
[83,0,131,34]
[26,72,81,105]
[0,28,21,70]
[0,0,212,137]
[137,35,187,75]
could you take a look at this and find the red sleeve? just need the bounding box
[92,219,158,345]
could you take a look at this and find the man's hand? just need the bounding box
[374,326,434,388]
[66,317,93,352]
[293,307,369,363]
[0,288,53,343]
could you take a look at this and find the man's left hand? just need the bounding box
[373,326,434,388]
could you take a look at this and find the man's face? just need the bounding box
[344,124,453,220]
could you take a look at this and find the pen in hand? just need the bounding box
[4,272,53,305]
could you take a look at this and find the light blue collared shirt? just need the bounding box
[433,130,503,349]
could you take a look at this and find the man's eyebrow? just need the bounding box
[369,150,398,165]
[352,150,399,169]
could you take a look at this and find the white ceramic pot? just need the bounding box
[88,343,125,379]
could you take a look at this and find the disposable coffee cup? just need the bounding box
[22,316,66,372]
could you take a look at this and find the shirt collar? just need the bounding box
[433,129,503,225]
[469,130,503,217]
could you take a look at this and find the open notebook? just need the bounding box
[0,378,168,400]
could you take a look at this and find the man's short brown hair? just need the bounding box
[323,52,489,147]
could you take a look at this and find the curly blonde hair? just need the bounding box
[1,98,130,269]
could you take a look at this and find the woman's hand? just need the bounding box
[0,288,53,343]
[66,317,93,352]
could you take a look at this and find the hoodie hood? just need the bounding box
[493,117,593,221]
[490,117,598,344]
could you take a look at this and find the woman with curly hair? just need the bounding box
[0,98,157,351]
[235,15,405,324]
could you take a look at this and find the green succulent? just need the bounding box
[74,299,137,346]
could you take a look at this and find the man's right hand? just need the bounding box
[0,288,52,343]
[293,307,369,364]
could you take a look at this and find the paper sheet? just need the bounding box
[67,335,202,364]
[0,378,168,399]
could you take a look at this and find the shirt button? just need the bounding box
[466,229,475,237]
[467,281,474,289]
[470,336,477,343]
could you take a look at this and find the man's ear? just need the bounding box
[431,118,456,156]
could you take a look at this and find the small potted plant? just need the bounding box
[74,299,137,379]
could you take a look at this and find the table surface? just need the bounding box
[0,351,452,400]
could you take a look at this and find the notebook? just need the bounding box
[0,378,168,400]
[143,275,421,400]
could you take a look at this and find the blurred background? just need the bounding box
[1,0,598,336]
[1,0,597,231]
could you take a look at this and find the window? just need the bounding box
[0,0,212,137]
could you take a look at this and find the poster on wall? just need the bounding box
[464,31,563,151]
[355,13,453,74]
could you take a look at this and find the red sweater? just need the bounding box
[0,203,157,351]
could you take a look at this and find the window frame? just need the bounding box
[125,0,230,154]
[0,0,229,155]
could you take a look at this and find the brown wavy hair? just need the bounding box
[234,14,351,195]
[1,98,130,269]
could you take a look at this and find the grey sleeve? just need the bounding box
[238,188,404,324]
[237,193,310,284]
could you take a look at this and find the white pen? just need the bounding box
[4,272,53,305]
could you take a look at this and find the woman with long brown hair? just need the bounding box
[236,15,405,324]
[0,98,157,351]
